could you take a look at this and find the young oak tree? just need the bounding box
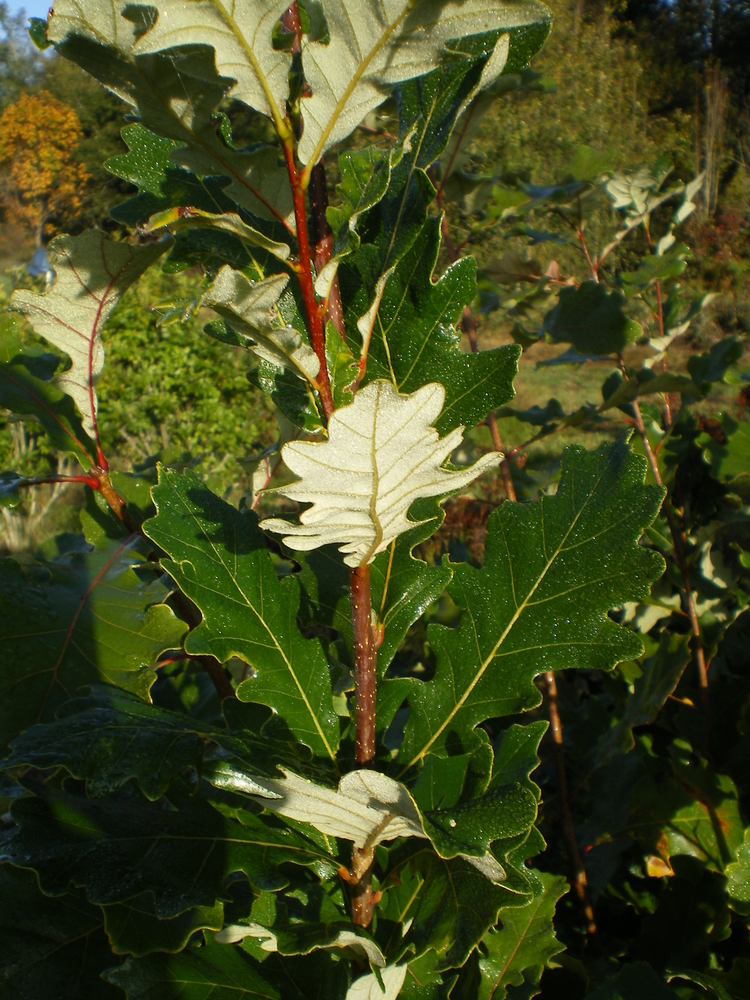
[1,1,721,997]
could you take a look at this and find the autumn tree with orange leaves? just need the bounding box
[0,90,88,246]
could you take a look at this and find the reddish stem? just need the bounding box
[309,159,345,337]
[282,140,334,420]
[350,564,377,766]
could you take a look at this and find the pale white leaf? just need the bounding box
[465,852,508,885]
[48,0,295,228]
[248,767,426,849]
[240,409,304,508]
[202,266,320,380]
[144,206,291,261]
[656,231,676,256]
[674,171,705,224]
[10,231,165,438]
[132,0,291,131]
[298,0,551,165]
[215,923,278,948]
[346,965,408,1000]
[214,924,385,966]
[261,380,500,567]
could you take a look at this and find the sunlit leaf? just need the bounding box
[396,440,665,769]
[262,380,500,568]
[10,231,165,438]
[477,872,567,1000]
[144,467,339,760]
[202,266,320,380]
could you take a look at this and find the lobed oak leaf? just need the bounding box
[261,379,500,567]
[201,265,320,380]
[10,231,166,439]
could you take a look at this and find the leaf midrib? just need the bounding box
[400,460,609,773]
[159,487,337,762]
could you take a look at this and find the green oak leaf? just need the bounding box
[363,217,520,434]
[3,686,329,802]
[325,322,359,410]
[103,895,224,958]
[396,440,665,769]
[477,872,568,1000]
[726,827,750,916]
[340,37,494,330]
[4,785,336,916]
[0,538,187,752]
[0,327,96,465]
[543,281,642,355]
[248,360,324,433]
[0,865,122,999]
[107,122,234,226]
[421,784,538,860]
[143,467,339,761]
[104,940,349,1000]
[384,845,534,972]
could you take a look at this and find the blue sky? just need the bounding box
[8,0,52,23]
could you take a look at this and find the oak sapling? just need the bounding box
[1,2,746,998]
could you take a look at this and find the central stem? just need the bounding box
[350,564,377,765]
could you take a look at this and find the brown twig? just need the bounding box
[309,159,346,337]
[617,352,709,701]
[350,564,377,766]
[544,671,597,935]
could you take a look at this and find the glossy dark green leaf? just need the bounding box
[362,217,520,434]
[248,361,324,434]
[3,686,325,801]
[593,632,690,765]
[0,354,96,465]
[385,846,533,972]
[340,39,491,328]
[477,872,567,1000]
[0,865,121,999]
[143,468,339,761]
[105,941,349,1000]
[325,322,358,410]
[106,122,260,234]
[543,281,642,355]
[328,145,394,259]
[5,785,335,916]
[586,963,676,1000]
[724,826,750,915]
[422,784,537,860]
[103,895,224,957]
[396,441,665,769]
[0,538,187,752]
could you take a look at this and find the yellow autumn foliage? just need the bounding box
[0,90,89,244]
